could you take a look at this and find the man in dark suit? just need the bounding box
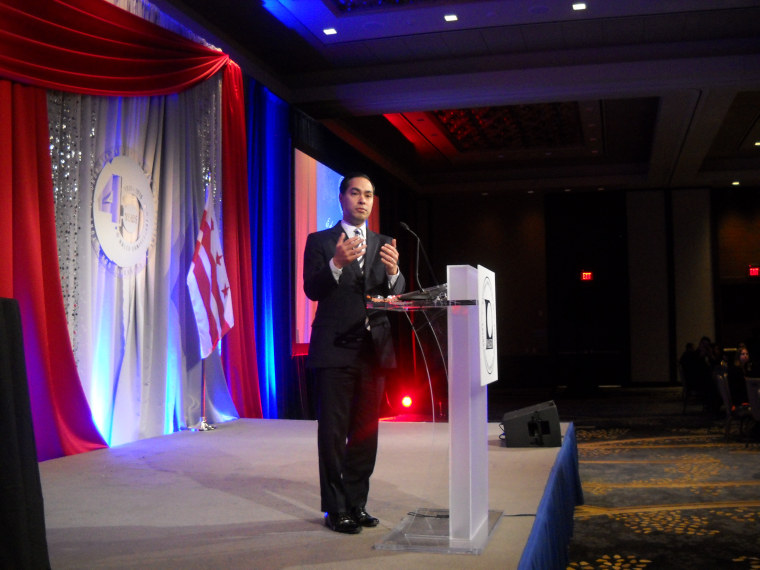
[303,173,405,534]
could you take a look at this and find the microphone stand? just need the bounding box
[399,221,438,290]
[399,221,449,403]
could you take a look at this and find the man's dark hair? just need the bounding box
[339,172,375,194]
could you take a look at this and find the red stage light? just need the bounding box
[401,396,413,408]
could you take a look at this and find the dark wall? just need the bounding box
[714,187,760,350]
[413,186,760,392]
[422,190,632,389]
[545,191,630,388]
[425,191,548,387]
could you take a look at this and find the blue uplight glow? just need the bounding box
[164,322,180,434]
[248,80,292,419]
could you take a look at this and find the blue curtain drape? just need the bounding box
[247,79,292,418]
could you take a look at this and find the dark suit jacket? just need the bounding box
[304,222,405,369]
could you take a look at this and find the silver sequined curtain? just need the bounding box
[48,74,237,446]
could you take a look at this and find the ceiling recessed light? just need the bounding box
[323,28,337,36]
[444,14,458,22]
[572,3,587,10]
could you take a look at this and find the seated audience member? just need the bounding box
[711,342,724,368]
[697,336,720,412]
[679,342,700,388]
[726,344,752,406]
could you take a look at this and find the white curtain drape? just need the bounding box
[49,74,238,446]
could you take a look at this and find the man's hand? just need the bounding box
[332,232,366,269]
[380,238,399,275]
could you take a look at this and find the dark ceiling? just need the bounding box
[155,0,760,195]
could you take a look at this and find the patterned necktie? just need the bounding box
[355,228,370,330]
[354,228,365,271]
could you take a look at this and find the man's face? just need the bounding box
[339,176,374,226]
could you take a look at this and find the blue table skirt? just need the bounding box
[518,422,584,570]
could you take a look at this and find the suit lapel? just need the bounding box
[364,230,379,277]
[331,222,346,246]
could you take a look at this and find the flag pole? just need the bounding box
[187,186,230,432]
[197,357,215,431]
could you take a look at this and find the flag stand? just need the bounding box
[187,190,232,432]
[196,358,216,431]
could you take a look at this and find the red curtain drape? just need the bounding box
[0,0,229,95]
[0,0,260,458]
[0,81,107,459]
[222,64,262,417]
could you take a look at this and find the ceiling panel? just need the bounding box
[440,29,490,56]
[157,0,760,194]
[402,34,452,60]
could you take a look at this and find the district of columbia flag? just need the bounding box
[186,193,234,359]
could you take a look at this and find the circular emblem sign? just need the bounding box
[480,274,496,375]
[92,155,156,272]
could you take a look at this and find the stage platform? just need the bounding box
[39,418,581,569]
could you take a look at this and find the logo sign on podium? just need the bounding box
[478,265,498,386]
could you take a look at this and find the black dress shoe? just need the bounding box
[325,512,361,534]
[351,508,379,527]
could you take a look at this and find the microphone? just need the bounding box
[400,221,439,290]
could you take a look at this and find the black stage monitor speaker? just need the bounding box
[500,400,561,448]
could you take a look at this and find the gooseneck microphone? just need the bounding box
[400,221,439,290]
[399,222,421,290]
[399,222,449,402]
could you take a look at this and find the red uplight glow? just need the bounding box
[580,271,593,281]
[401,396,413,408]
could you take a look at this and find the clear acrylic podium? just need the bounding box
[371,265,500,554]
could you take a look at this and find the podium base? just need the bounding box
[374,508,503,555]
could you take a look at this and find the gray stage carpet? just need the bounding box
[40,419,567,569]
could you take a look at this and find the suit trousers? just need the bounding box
[314,352,385,513]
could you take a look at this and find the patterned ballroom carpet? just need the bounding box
[566,422,760,569]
